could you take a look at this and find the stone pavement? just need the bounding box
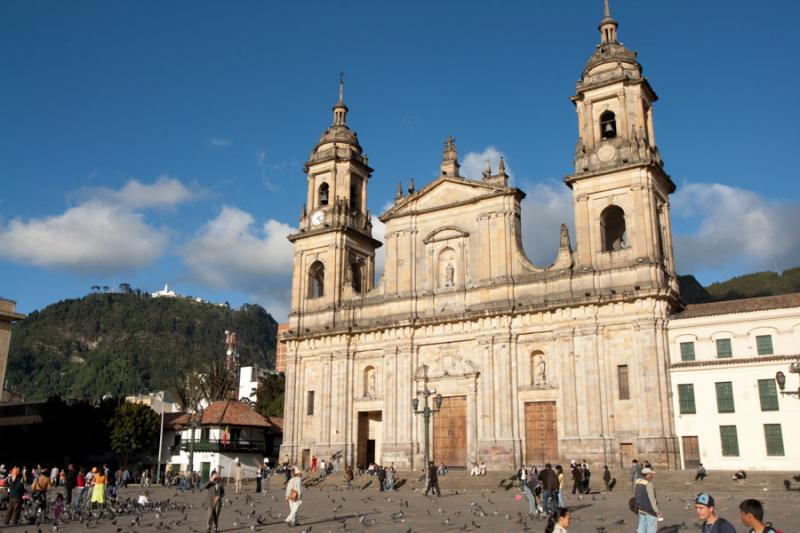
[2,470,798,533]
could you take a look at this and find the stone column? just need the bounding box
[467,376,479,465]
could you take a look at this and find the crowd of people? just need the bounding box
[0,458,787,532]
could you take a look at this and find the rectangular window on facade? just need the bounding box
[758,379,779,411]
[764,424,785,456]
[307,391,315,416]
[617,365,630,400]
[756,335,774,355]
[679,342,696,361]
[678,384,696,414]
[715,381,735,413]
[715,338,732,358]
[720,425,739,456]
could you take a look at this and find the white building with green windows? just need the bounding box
[668,293,800,470]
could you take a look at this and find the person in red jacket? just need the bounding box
[74,468,87,508]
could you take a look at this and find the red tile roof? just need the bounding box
[168,401,281,429]
[672,293,800,320]
[671,354,800,369]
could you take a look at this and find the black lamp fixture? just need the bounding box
[775,362,800,398]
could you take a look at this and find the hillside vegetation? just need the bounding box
[6,293,277,400]
[705,267,800,301]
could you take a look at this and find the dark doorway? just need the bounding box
[366,440,376,465]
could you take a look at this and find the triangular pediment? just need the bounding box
[381,177,507,221]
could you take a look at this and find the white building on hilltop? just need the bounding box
[152,284,178,298]
[669,293,800,471]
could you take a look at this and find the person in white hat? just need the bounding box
[285,467,304,527]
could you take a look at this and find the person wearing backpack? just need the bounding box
[694,492,736,533]
[739,499,782,533]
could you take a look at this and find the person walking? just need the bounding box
[233,461,243,494]
[204,474,224,533]
[570,462,583,495]
[423,461,441,497]
[694,492,736,533]
[255,463,262,493]
[320,459,327,480]
[555,465,566,507]
[90,467,106,507]
[538,463,559,516]
[634,467,661,533]
[630,459,641,492]
[376,464,386,492]
[580,461,591,493]
[64,464,76,506]
[310,455,317,473]
[739,499,781,533]
[50,466,60,487]
[695,463,707,482]
[521,469,538,517]
[602,465,612,491]
[3,467,25,526]
[345,465,354,490]
[545,507,571,533]
[385,464,396,491]
[285,467,303,527]
[74,468,86,508]
[30,469,52,522]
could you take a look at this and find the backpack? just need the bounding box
[628,496,638,514]
[762,524,782,533]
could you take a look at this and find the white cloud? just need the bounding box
[460,146,511,181]
[0,202,168,273]
[182,206,295,316]
[519,180,574,266]
[209,137,232,148]
[85,175,201,210]
[672,183,800,275]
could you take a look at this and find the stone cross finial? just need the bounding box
[408,177,415,194]
[396,181,403,200]
[443,136,457,161]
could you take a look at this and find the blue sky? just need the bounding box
[2,0,799,319]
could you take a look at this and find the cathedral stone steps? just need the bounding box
[300,469,800,498]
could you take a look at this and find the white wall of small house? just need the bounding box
[668,303,800,471]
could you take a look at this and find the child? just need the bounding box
[52,493,65,520]
[137,490,150,508]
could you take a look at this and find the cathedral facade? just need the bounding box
[280,3,682,470]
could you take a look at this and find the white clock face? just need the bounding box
[311,210,325,226]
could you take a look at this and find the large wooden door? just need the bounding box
[682,436,700,469]
[620,443,634,468]
[524,401,558,464]
[434,396,467,467]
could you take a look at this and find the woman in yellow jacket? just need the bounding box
[90,467,106,507]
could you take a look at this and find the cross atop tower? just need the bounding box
[440,136,460,177]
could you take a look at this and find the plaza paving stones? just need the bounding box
[2,470,799,532]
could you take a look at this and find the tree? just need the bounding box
[108,401,160,465]
[170,372,203,413]
[200,357,234,402]
[256,372,285,418]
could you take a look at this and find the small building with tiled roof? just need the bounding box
[667,292,800,471]
[162,400,282,484]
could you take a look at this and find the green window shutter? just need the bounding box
[678,384,696,414]
[715,338,732,358]
[719,425,739,456]
[756,335,773,355]
[763,424,785,456]
[679,342,696,361]
[758,379,779,411]
[715,382,735,413]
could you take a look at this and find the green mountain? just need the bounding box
[6,292,278,401]
[678,267,800,304]
[705,267,800,301]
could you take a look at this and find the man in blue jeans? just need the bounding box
[521,470,538,517]
[634,467,661,533]
[537,463,559,515]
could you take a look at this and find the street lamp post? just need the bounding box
[412,372,443,486]
[775,361,800,398]
[155,392,166,485]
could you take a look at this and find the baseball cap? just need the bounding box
[641,467,654,474]
[695,492,715,507]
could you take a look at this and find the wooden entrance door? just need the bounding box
[620,442,634,468]
[682,436,700,469]
[524,401,558,464]
[301,449,310,470]
[434,396,467,467]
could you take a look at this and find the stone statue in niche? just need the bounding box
[532,352,547,386]
[445,263,455,287]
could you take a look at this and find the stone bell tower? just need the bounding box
[287,78,381,331]
[566,0,678,293]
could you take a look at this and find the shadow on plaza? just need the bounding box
[218,513,370,531]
